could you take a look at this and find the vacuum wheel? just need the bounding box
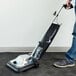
[33,58,39,68]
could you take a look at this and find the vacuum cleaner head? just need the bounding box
[7,54,39,72]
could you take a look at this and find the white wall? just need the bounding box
[0,0,75,47]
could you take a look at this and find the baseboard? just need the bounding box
[0,47,70,52]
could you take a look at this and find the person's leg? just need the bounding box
[53,37,76,68]
[66,36,76,61]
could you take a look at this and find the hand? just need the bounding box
[66,0,72,9]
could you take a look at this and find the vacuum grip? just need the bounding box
[63,4,73,9]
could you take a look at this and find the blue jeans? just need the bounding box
[65,2,76,62]
[66,37,76,61]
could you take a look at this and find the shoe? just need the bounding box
[53,59,75,68]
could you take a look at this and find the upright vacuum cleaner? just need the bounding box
[6,4,73,72]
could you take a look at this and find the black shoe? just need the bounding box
[53,59,75,68]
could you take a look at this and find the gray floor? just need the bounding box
[0,52,76,76]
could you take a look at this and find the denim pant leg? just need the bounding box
[66,36,76,61]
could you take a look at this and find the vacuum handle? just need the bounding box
[56,3,73,16]
[53,4,73,23]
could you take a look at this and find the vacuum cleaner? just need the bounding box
[6,4,73,72]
